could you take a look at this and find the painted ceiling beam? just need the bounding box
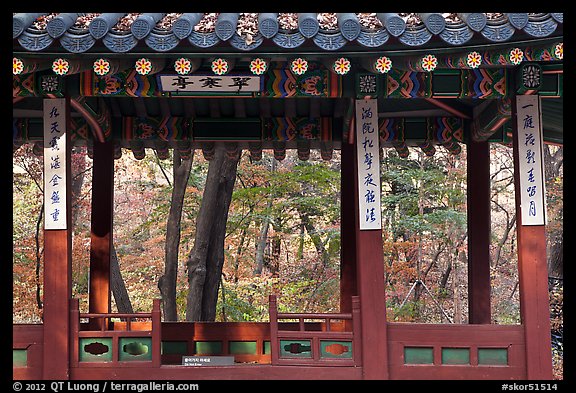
[470,98,512,142]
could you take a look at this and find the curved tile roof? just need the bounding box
[13,12,563,54]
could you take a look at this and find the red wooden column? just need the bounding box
[42,98,72,379]
[340,141,358,313]
[353,99,389,379]
[88,139,115,328]
[511,95,553,379]
[467,139,492,324]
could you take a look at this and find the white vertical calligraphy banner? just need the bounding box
[355,99,382,230]
[43,98,68,230]
[516,95,547,226]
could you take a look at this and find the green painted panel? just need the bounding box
[404,347,434,364]
[280,340,312,358]
[195,341,223,355]
[478,348,508,365]
[13,349,27,367]
[320,340,353,359]
[229,341,257,355]
[441,347,470,365]
[79,338,113,362]
[263,341,271,354]
[432,73,461,97]
[119,337,152,361]
[162,341,188,355]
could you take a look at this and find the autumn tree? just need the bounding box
[186,145,241,321]
[158,150,194,321]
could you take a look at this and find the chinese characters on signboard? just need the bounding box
[43,98,67,230]
[356,99,382,230]
[157,74,261,95]
[516,95,547,226]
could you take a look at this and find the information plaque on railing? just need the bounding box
[516,95,547,226]
[355,98,382,230]
[43,98,67,230]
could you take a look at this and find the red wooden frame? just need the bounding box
[269,294,362,367]
[70,298,162,368]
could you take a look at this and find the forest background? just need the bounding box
[12,141,563,378]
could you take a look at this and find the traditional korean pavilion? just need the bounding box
[13,12,563,380]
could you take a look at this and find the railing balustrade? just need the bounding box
[70,298,161,368]
[268,294,362,366]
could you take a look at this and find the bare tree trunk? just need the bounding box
[493,212,516,268]
[452,252,462,323]
[158,150,193,321]
[233,227,247,283]
[300,212,329,266]
[186,146,240,322]
[269,233,281,276]
[543,145,563,279]
[297,222,305,260]
[253,199,272,275]
[111,245,133,314]
[71,147,88,228]
[254,158,276,275]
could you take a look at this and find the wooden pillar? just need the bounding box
[353,99,389,379]
[467,139,492,324]
[42,98,72,379]
[511,95,553,379]
[340,141,358,313]
[88,139,115,327]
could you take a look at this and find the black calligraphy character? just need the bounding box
[527,167,535,183]
[51,190,61,204]
[527,185,537,197]
[523,114,534,130]
[365,207,376,223]
[229,77,251,93]
[361,107,373,120]
[49,174,62,187]
[362,122,374,134]
[528,201,537,217]
[199,77,222,88]
[365,189,375,203]
[526,149,536,164]
[362,137,373,151]
[171,76,194,90]
[50,208,60,222]
[524,132,535,146]
[364,173,377,187]
[50,121,61,134]
[49,135,60,151]
[49,106,60,118]
[50,155,61,170]
[364,152,373,170]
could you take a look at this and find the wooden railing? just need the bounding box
[161,321,272,364]
[13,324,44,380]
[387,323,527,380]
[269,294,361,366]
[70,298,161,368]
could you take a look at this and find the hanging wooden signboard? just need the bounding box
[43,98,67,230]
[157,74,261,95]
[516,95,547,226]
[355,98,382,230]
